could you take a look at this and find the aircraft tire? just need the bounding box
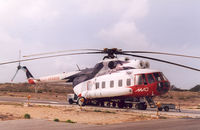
[100,102,104,107]
[164,106,169,112]
[118,102,124,108]
[112,102,116,108]
[128,103,133,108]
[69,99,74,104]
[135,103,139,109]
[106,102,111,108]
[136,103,147,110]
[96,102,100,106]
[77,97,86,106]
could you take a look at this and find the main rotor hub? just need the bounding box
[103,48,122,59]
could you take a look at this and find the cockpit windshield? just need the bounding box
[153,72,168,82]
[160,72,168,81]
[135,72,168,86]
[153,73,163,81]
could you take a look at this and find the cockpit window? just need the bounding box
[160,72,168,81]
[142,74,148,85]
[147,74,155,84]
[153,73,162,82]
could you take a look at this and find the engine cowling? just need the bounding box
[122,60,150,69]
[108,61,117,69]
[144,61,150,68]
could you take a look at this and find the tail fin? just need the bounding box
[21,66,34,79]
[20,66,36,84]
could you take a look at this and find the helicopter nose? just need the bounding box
[156,81,170,94]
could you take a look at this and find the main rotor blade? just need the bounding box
[0,51,102,65]
[122,53,200,72]
[23,49,102,58]
[124,51,200,59]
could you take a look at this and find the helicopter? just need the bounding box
[0,48,200,110]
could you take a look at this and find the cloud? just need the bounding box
[98,21,149,49]
[0,0,151,83]
[95,0,150,49]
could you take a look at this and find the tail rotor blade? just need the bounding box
[11,69,19,82]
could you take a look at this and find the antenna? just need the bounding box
[76,64,81,71]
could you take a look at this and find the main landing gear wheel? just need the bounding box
[106,102,111,108]
[100,102,104,107]
[128,103,133,108]
[135,103,147,110]
[164,106,169,112]
[112,102,116,108]
[68,99,74,104]
[118,101,125,108]
[77,97,86,106]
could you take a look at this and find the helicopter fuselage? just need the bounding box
[73,69,170,100]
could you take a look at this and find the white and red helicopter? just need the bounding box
[1,48,200,110]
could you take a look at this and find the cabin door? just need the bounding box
[87,81,93,91]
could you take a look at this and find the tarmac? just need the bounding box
[0,119,200,130]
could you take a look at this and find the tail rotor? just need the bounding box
[11,50,22,82]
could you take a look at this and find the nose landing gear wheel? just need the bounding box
[164,106,169,112]
[78,97,86,106]
[135,103,147,110]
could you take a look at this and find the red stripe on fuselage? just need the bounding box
[128,83,158,97]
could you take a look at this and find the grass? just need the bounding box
[178,97,186,100]
[0,102,23,106]
[104,111,116,114]
[179,116,192,119]
[94,109,102,112]
[159,116,167,119]
[138,114,147,119]
[24,114,31,119]
[54,118,60,122]
[66,120,76,123]
[94,109,116,114]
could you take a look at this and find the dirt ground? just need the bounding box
[0,102,176,125]
[155,91,200,109]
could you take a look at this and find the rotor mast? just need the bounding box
[103,48,122,60]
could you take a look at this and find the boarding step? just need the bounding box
[145,97,156,108]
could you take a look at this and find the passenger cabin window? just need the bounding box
[95,82,99,89]
[147,74,155,84]
[135,74,147,85]
[102,81,106,89]
[126,79,131,86]
[135,75,143,85]
[110,80,114,88]
[118,80,123,87]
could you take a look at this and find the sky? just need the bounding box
[0,0,200,89]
